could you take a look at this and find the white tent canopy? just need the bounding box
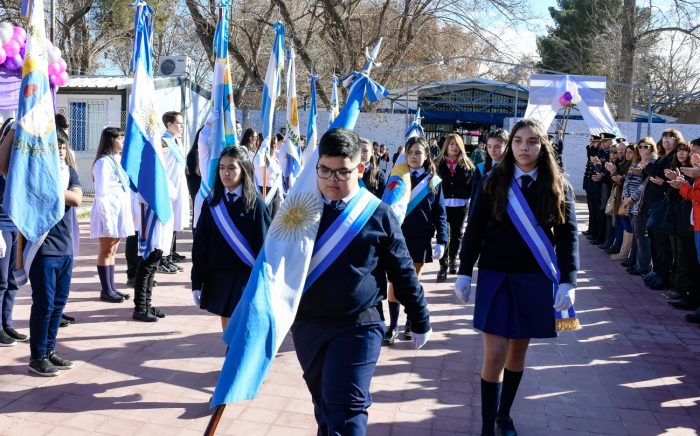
[524,74,621,136]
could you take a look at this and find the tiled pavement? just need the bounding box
[1,202,699,435]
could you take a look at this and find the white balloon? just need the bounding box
[52,47,62,60]
[0,22,12,45]
[48,50,59,63]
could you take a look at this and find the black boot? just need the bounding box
[448,258,458,275]
[437,264,448,282]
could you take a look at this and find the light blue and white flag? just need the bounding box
[211,37,388,407]
[120,1,172,256]
[303,73,318,162]
[4,0,63,242]
[328,75,339,128]
[253,22,285,192]
[279,47,301,193]
[195,0,238,226]
[405,107,424,141]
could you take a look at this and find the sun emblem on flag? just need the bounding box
[137,100,161,138]
[269,192,322,242]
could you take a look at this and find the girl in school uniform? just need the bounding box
[359,137,387,198]
[435,133,475,282]
[90,127,134,303]
[471,129,508,204]
[191,147,271,332]
[455,119,579,436]
[384,136,447,345]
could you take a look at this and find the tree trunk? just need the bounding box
[617,0,636,121]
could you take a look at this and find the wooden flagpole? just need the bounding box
[204,404,226,436]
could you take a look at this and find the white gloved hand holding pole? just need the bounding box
[432,244,445,260]
[412,328,432,350]
[192,290,202,306]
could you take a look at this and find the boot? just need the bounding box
[448,258,458,275]
[611,232,634,261]
[437,264,448,282]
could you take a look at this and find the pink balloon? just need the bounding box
[48,62,60,76]
[57,71,69,86]
[559,96,570,106]
[3,39,19,58]
[0,46,5,65]
[3,54,22,70]
[12,26,26,44]
[58,58,67,73]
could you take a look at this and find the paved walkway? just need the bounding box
[1,202,699,435]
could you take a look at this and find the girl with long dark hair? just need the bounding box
[384,136,447,345]
[455,119,579,436]
[90,127,133,303]
[191,147,270,332]
[359,137,387,198]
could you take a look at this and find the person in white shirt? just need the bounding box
[160,111,190,273]
[90,127,134,303]
[253,133,283,217]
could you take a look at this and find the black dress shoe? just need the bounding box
[171,252,185,262]
[670,300,697,310]
[685,313,700,323]
[132,310,158,322]
[403,321,412,340]
[114,289,131,300]
[62,314,75,323]
[5,327,28,342]
[496,417,517,436]
[149,306,166,318]
[126,277,135,288]
[383,327,398,346]
[100,290,125,303]
[436,265,447,282]
[59,318,70,328]
[448,259,458,275]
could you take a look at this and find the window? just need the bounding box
[69,100,107,152]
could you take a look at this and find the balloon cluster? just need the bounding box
[559,89,582,106]
[0,21,69,87]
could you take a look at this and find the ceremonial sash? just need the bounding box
[138,204,158,259]
[406,174,442,217]
[105,156,129,192]
[162,135,186,166]
[210,200,256,268]
[506,178,580,331]
[304,188,381,291]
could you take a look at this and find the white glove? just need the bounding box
[412,328,432,350]
[454,275,472,303]
[432,244,445,260]
[192,290,202,306]
[554,283,575,312]
[0,233,6,259]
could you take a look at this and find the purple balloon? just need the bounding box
[563,91,573,101]
[559,95,570,106]
[12,26,26,44]
[49,74,57,86]
[3,53,22,70]
[0,46,5,65]
[19,45,24,59]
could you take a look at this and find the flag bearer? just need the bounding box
[294,128,431,435]
[191,147,270,332]
[455,119,579,436]
[384,136,447,345]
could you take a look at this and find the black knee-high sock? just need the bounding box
[388,301,400,329]
[497,368,523,421]
[97,265,110,293]
[106,265,117,292]
[481,378,501,436]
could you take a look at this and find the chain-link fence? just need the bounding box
[56,106,127,197]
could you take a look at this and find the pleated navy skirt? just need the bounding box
[405,236,434,264]
[200,269,251,318]
[474,269,557,339]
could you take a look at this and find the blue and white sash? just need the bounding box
[210,200,256,267]
[406,174,442,217]
[105,156,129,192]
[506,178,579,330]
[304,188,381,290]
[138,204,158,259]
[162,135,186,166]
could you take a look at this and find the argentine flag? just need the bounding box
[328,75,340,128]
[303,73,319,162]
[211,38,388,407]
[4,0,64,242]
[121,2,172,253]
[194,0,238,226]
[279,47,302,192]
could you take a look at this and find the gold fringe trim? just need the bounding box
[556,317,582,332]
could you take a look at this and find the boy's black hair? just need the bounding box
[319,128,361,160]
[691,137,700,147]
[57,130,69,145]
[162,111,182,126]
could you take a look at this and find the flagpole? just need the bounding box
[262,158,268,202]
[204,404,226,436]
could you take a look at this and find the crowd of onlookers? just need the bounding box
[583,130,700,324]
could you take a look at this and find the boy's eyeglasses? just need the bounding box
[316,164,359,181]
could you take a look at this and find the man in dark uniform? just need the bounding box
[293,128,431,435]
[583,135,600,238]
[591,132,614,244]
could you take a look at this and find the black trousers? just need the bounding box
[441,205,468,265]
[125,233,139,280]
[133,249,162,312]
[649,229,672,284]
